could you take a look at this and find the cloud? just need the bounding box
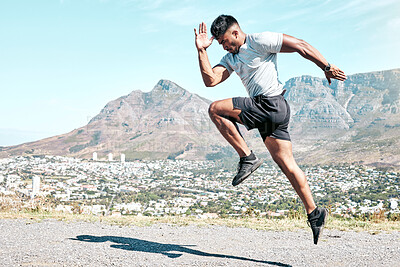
[140,24,160,34]
[118,0,213,27]
[386,17,400,44]
[387,17,400,29]
[233,0,332,26]
[337,0,400,32]
[326,0,398,18]
[152,6,204,26]
[353,13,388,31]
[120,0,169,10]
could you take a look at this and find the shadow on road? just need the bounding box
[71,235,291,266]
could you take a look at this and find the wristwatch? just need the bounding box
[324,63,331,72]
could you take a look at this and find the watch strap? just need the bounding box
[324,63,331,72]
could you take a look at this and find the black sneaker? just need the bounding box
[307,207,328,245]
[232,152,262,186]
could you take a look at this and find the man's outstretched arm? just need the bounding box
[280,34,347,84]
[194,22,230,87]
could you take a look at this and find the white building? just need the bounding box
[121,153,125,163]
[31,176,40,198]
[390,199,398,210]
[108,153,113,161]
[93,152,98,161]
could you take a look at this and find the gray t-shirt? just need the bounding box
[218,31,284,97]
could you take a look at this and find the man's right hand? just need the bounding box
[194,22,214,51]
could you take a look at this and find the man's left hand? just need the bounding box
[325,64,347,85]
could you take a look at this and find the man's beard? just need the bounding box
[230,41,240,54]
[230,45,239,54]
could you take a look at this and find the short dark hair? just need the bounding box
[211,15,239,39]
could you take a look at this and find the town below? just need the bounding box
[1,155,399,220]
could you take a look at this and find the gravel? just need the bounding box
[0,219,399,267]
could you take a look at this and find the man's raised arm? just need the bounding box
[194,22,230,87]
[280,34,347,85]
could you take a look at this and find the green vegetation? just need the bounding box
[115,191,163,204]
[1,210,399,233]
[206,146,236,160]
[129,133,142,140]
[352,129,382,142]
[69,131,102,153]
[89,131,101,146]
[69,144,87,153]
[167,150,184,160]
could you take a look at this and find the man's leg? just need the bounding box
[208,98,250,158]
[265,136,327,244]
[264,137,316,213]
[209,98,263,186]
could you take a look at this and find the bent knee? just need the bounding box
[208,99,238,121]
[208,102,219,118]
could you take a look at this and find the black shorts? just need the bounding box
[232,92,291,141]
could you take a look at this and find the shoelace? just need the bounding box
[307,214,319,228]
[307,219,319,231]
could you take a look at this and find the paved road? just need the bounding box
[0,219,399,266]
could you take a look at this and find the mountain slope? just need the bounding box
[285,68,400,167]
[0,80,227,160]
[0,69,399,167]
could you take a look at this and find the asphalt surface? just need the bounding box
[0,219,399,266]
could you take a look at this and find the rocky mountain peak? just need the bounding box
[285,75,326,87]
[151,79,187,96]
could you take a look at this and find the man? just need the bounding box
[194,15,346,245]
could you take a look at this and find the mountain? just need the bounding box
[0,69,399,167]
[286,69,400,133]
[285,68,400,167]
[0,80,228,160]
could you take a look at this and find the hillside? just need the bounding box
[0,80,229,160]
[0,68,399,167]
[285,68,400,167]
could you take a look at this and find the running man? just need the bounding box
[194,15,346,244]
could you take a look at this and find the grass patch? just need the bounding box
[1,210,399,233]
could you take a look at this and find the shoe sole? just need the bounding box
[232,159,263,186]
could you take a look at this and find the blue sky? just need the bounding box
[1,0,399,146]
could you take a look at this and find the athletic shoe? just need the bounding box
[232,152,262,186]
[307,207,328,245]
